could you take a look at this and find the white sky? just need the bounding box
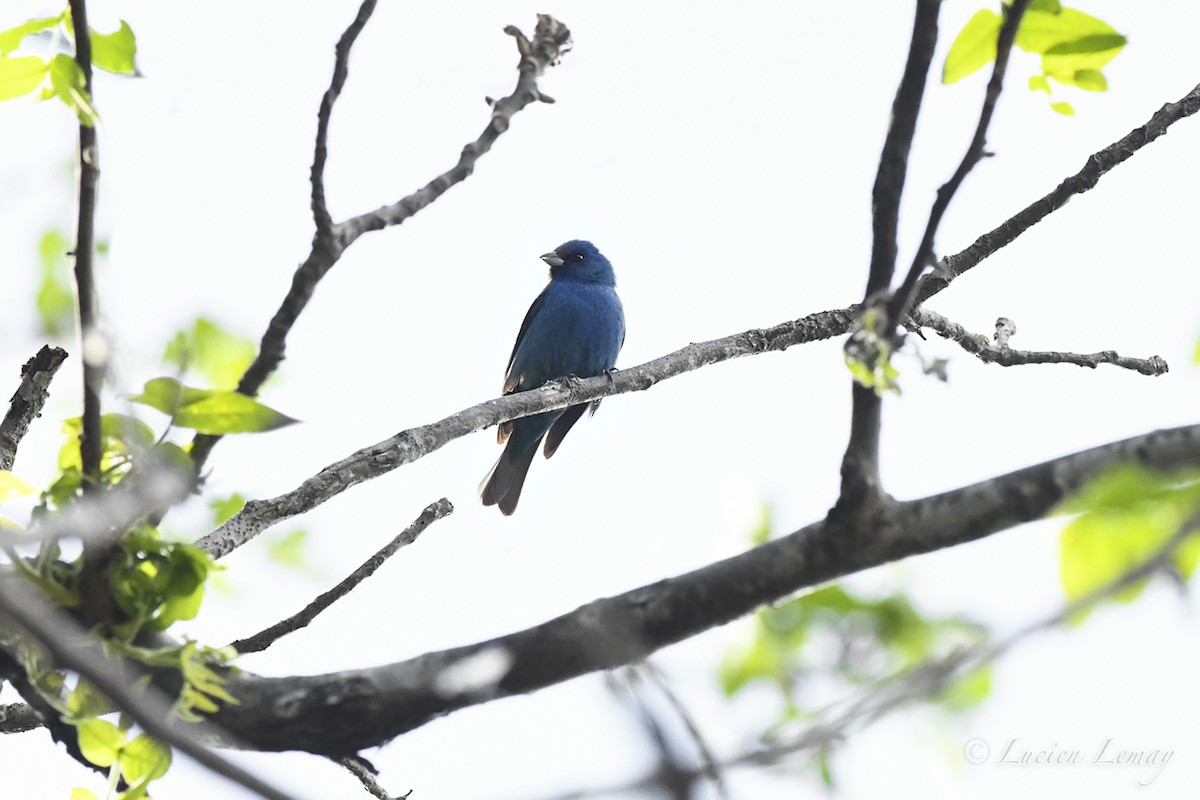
[3,1,1200,798]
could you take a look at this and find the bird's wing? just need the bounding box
[503,287,548,395]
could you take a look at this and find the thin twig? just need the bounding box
[915,80,1200,305]
[0,573,300,800]
[229,499,453,654]
[196,306,859,558]
[0,346,68,471]
[639,663,728,799]
[188,15,573,475]
[339,755,411,800]
[311,0,377,239]
[912,307,1169,375]
[889,0,1032,328]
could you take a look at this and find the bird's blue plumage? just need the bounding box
[480,240,625,515]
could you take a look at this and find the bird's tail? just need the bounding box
[479,438,539,516]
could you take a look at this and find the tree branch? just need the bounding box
[912,307,1169,375]
[196,307,859,558]
[889,0,1032,327]
[204,424,1200,754]
[0,345,68,471]
[229,498,452,654]
[311,0,377,240]
[837,0,941,525]
[188,15,573,474]
[914,80,1200,306]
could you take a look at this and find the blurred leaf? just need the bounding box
[1015,7,1122,54]
[37,229,75,337]
[266,529,309,570]
[1028,74,1051,93]
[1050,101,1075,115]
[90,21,137,76]
[1068,68,1107,91]
[1041,33,1126,76]
[210,493,246,526]
[46,53,98,125]
[0,17,59,55]
[1029,0,1062,11]
[938,663,993,711]
[70,789,99,800]
[120,734,170,784]
[1057,466,1200,621]
[942,9,1000,84]
[131,376,295,434]
[163,318,256,390]
[0,54,46,100]
[0,471,37,503]
[76,718,124,767]
[66,679,108,719]
[1192,335,1200,365]
[748,503,773,546]
[172,393,297,434]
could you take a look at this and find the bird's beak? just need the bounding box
[540,252,565,268]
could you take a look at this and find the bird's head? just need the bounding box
[541,240,616,286]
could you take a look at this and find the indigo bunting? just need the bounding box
[480,240,626,515]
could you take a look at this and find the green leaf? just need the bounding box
[748,503,773,546]
[0,17,59,55]
[76,718,125,767]
[943,10,1001,84]
[90,21,136,76]
[1050,100,1074,115]
[69,788,100,800]
[0,471,37,503]
[163,318,256,390]
[1028,74,1051,93]
[210,493,246,526]
[128,377,199,415]
[1193,335,1200,365]
[1015,7,1122,54]
[66,679,110,719]
[1029,0,1062,11]
[0,55,47,100]
[265,529,309,570]
[37,229,75,336]
[939,664,993,711]
[47,53,98,125]
[1041,33,1126,77]
[120,735,171,783]
[172,392,298,434]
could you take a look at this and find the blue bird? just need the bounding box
[480,240,626,515]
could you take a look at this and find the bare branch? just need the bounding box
[915,80,1200,305]
[0,573,300,800]
[912,306,1169,375]
[189,15,573,475]
[0,345,68,471]
[0,701,42,734]
[229,499,453,654]
[206,424,1200,754]
[311,0,377,239]
[837,0,941,527]
[889,0,1032,326]
[339,755,410,800]
[196,307,859,558]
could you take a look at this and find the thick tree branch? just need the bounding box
[837,0,940,526]
[912,307,1169,375]
[205,424,1200,754]
[0,346,68,471]
[196,307,860,558]
[229,498,452,654]
[889,0,1031,327]
[0,701,43,734]
[915,80,1200,305]
[189,15,573,474]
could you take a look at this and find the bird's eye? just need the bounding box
[573,253,585,262]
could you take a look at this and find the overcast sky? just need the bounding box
[3,1,1200,798]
